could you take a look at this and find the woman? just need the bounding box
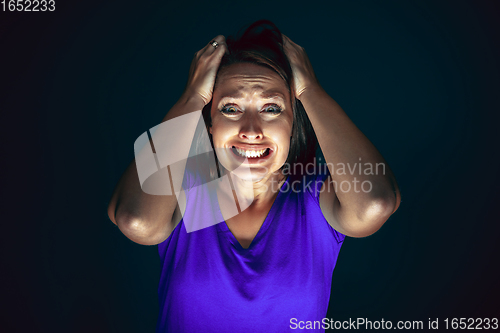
[108,20,400,332]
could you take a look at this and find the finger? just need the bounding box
[282,34,298,48]
[282,34,295,52]
[216,37,230,56]
[282,35,292,55]
[211,35,229,55]
[205,35,226,55]
[217,39,230,55]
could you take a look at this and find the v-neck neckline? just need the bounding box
[214,175,290,250]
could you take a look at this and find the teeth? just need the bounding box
[235,147,266,158]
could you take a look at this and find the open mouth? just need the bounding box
[231,146,272,159]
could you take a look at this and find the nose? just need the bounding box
[238,114,263,141]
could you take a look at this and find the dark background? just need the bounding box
[1,0,499,332]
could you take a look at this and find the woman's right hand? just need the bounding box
[182,35,229,106]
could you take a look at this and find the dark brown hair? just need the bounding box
[199,19,319,179]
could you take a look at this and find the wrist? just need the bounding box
[162,93,207,123]
[296,83,324,101]
[178,92,207,111]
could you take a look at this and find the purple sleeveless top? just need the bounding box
[156,167,345,332]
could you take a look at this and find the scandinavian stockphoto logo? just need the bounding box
[133,111,254,233]
[133,111,384,233]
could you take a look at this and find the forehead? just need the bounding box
[214,63,289,101]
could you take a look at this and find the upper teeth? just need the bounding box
[235,147,267,158]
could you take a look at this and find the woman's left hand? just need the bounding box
[282,34,321,100]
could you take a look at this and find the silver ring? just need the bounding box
[210,40,219,49]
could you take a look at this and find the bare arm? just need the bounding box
[107,95,205,245]
[107,35,228,245]
[282,34,400,238]
[300,86,400,237]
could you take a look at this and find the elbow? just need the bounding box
[347,194,399,238]
[107,201,118,226]
[364,195,397,223]
[114,211,165,246]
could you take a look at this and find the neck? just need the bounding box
[224,168,287,207]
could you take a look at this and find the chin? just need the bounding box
[230,167,269,183]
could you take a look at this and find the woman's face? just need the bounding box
[210,63,293,182]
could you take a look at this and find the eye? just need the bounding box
[220,103,241,115]
[262,104,283,115]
